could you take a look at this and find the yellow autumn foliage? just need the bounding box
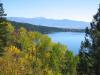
[0,20,78,75]
[5,45,20,54]
[0,46,33,75]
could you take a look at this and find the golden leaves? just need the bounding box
[5,45,21,55]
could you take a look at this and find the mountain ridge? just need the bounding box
[7,17,90,29]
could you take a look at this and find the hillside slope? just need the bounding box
[8,17,90,29]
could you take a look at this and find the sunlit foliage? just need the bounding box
[0,22,78,75]
[0,2,78,75]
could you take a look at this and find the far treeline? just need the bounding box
[10,21,85,34]
[0,1,100,75]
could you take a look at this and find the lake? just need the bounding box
[48,32,85,54]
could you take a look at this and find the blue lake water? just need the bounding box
[48,32,85,54]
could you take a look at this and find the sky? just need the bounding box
[2,0,100,22]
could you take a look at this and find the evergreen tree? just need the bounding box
[0,1,11,54]
[0,1,6,19]
[77,4,100,75]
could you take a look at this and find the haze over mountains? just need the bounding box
[7,17,90,29]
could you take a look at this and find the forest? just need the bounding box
[0,1,100,75]
[10,21,85,34]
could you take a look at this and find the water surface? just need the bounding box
[48,32,85,54]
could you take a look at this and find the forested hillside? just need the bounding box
[1,1,100,75]
[7,17,89,29]
[10,21,67,34]
[10,21,85,34]
[0,2,78,75]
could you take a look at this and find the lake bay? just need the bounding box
[48,32,85,54]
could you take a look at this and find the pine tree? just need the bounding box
[77,4,100,75]
[0,0,6,19]
[0,1,9,54]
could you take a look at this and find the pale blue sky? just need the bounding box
[2,0,100,22]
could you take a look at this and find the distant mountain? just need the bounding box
[7,17,90,29]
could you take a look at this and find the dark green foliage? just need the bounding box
[77,4,100,75]
[0,2,14,54]
[0,3,7,18]
[10,21,85,34]
[10,21,66,34]
[0,2,7,53]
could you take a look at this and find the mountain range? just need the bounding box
[7,17,90,29]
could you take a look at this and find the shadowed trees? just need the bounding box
[77,4,100,75]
